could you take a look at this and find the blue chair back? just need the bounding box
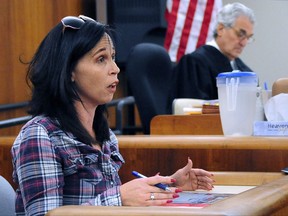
[0,176,15,216]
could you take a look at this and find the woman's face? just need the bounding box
[72,34,120,107]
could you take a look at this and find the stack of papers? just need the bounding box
[173,98,219,115]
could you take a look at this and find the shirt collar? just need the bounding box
[206,39,220,51]
[207,39,236,70]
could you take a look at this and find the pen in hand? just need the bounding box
[132,171,173,192]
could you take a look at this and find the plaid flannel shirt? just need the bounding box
[11,116,125,216]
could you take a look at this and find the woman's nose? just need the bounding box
[111,61,120,75]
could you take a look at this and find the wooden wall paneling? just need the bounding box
[0,0,84,135]
[0,0,129,135]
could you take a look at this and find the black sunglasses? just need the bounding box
[61,15,96,32]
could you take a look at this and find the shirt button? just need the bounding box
[111,181,114,185]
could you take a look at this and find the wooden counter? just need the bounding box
[3,136,288,215]
[117,135,288,150]
[2,135,288,188]
[46,172,288,216]
[150,114,223,135]
[147,114,288,185]
[116,135,288,184]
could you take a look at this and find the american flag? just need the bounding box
[164,0,222,62]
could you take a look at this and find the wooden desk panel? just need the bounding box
[117,135,288,149]
[3,136,288,216]
[2,135,288,190]
[118,148,288,184]
[149,115,288,182]
[116,135,288,184]
[150,114,223,135]
[46,173,288,216]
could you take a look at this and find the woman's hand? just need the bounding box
[120,175,180,206]
[171,157,214,191]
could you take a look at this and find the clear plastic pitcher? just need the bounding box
[216,71,258,136]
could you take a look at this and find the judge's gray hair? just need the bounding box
[213,2,256,38]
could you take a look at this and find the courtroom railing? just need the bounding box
[0,97,141,134]
[0,101,29,112]
[0,101,31,129]
[0,116,32,129]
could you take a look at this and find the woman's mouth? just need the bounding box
[108,82,118,93]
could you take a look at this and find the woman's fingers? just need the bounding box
[145,175,175,189]
[192,168,214,177]
[146,191,178,202]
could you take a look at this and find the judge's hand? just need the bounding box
[170,157,214,191]
[120,175,179,206]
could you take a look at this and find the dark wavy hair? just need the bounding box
[26,16,114,145]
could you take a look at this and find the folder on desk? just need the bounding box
[166,185,254,207]
[167,192,231,207]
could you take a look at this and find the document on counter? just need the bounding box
[166,185,255,208]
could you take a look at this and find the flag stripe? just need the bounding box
[164,0,181,54]
[196,0,215,48]
[176,0,198,61]
[167,0,190,62]
[185,0,206,54]
[164,0,222,62]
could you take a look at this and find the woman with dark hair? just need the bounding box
[11,15,214,216]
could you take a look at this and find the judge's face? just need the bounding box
[216,16,254,60]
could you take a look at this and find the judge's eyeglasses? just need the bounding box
[230,26,255,43]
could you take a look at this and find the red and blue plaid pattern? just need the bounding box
[11,116,124,216]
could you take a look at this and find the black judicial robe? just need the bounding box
[167,45,252,112]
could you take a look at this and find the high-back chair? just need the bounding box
[0,175,15,216]
[126,43,174,134]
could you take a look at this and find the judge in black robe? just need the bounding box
[168,44,252,103]
[166,2,256,113]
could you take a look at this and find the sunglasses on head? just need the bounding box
[61,15,96,32]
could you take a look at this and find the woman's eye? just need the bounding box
[96,53,115,63]
[98,56,105,63]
